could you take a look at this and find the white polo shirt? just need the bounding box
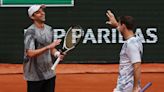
[115,36,143,92]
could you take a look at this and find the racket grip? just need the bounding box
[51,57,60,70]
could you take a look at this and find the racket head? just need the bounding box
[62,25,83,52]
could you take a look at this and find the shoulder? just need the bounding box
[127,37,138,48]
[128,36,142,44]
[44,24,53,31]
[25,24,35,36]
[127,36,142,49]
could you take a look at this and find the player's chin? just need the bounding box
[40,17,46,22]
[41,18,46,22]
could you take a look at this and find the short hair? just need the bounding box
[118,16,135,30]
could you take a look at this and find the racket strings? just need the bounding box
[64,26,82,49]
[65,29,74,49]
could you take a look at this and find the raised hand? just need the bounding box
[106,10,118,28]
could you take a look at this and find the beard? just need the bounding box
[41,16,46,21]
[35,16,46,23]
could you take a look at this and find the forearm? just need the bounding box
[26,46,49,57]
[133,62,141,88]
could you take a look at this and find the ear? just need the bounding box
[122,24,127,30]
[30,16,35,20]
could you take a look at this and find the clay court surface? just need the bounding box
[0,64,164,92]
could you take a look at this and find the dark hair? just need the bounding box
[118,16,135,30]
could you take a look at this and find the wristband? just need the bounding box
[54,51,60,57]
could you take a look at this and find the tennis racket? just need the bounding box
[140,82,152,92]
[51,25,83,70]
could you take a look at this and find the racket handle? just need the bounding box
[51,57,60,70]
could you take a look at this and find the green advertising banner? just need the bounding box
[1,0,74,7]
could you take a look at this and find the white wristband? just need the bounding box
[54,51,60,57]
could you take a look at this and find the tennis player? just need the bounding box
[106,10,143,92]
[24,5,64,92]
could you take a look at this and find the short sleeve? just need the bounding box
[127,43,141,64]
[51,28,54,42]
[24,30,35,50]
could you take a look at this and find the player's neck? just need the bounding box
[123,30,134,40]
[34,21,44,29]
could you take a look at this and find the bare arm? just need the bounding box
[133,62,141,92]
[27,46,49,57]
[26,39,61,58]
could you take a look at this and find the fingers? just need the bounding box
[106,10,118,27]
[62,52,67,55]
[54,39,61,43]
[59,51,67,56]
[53,39,62,46]
[106,10,113,25]
[48,39,62,49]
[106,10,114,18]
[106,21,112,25]
[59,54,65,61]
[106,12,110,18]
[107,10,114,16]
[58,49,66,61]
